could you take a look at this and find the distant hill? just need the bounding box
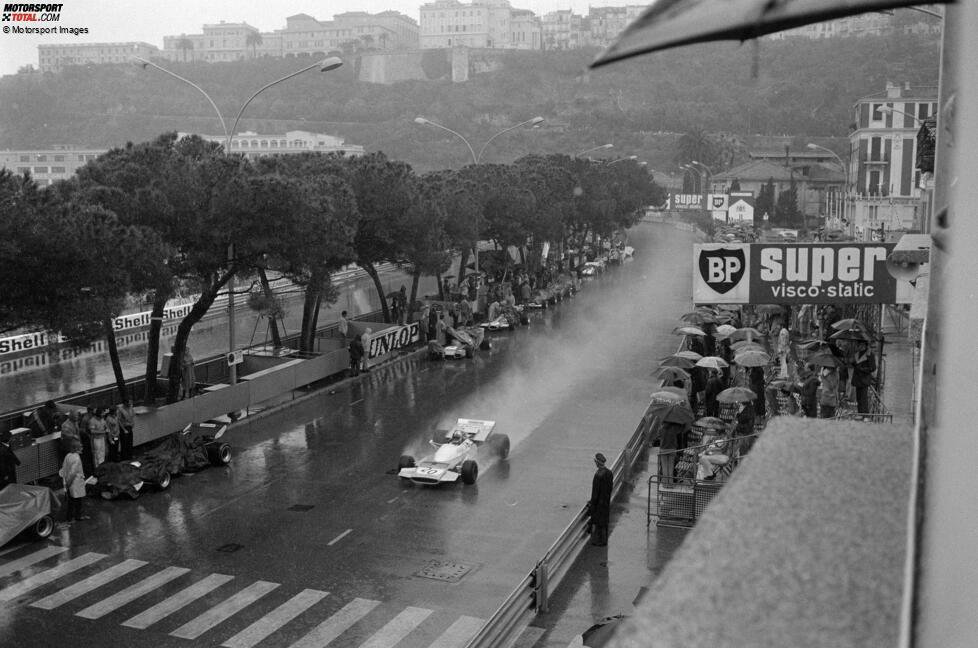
[0,32,940,172]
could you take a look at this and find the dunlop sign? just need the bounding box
[692,243,912,304]
[366,322,422,359]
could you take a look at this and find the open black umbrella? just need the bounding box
[651,401,696,425]
[591,0,934,68]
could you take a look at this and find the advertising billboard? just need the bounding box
[692,243,913,304]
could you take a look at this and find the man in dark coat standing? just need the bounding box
[851,340,877,416]
[588,453,614,547]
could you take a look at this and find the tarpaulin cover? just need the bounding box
[0,484,56,546]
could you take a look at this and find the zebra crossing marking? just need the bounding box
[30,558,147,610]
[121,573,234,629]
[221,588,329,648]
[428,616,486,648]
[0,552,106,602]
[75,565,191,619]
[170,580,279,640]
[360,606,433,648]
[0,545,69,578]
[287,597,380,648]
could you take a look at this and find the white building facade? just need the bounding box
[848,82,938,237]
[419,0,540,49]
[179,131,365,159]
[1,147,107,185]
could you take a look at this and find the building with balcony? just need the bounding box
[419,0,539,50]
[848,82,938,237]
[37,42,159,72]
[178,131,364,160]
[1,147,107,185]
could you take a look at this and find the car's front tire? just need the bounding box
[461,460,478,485]
[490,434,511,460]
[208,442,232,466]
[32,514,54,539]
[398,455,416,470]
[156,471,171,490]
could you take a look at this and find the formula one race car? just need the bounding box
[428,326,486,359]
[480,305,526,331]
[397,418,510,485]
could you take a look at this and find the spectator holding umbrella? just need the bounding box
[818,365,840,418]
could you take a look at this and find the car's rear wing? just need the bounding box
[448,418,496,443]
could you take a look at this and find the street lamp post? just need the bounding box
[414,115,544,276]
[136,55,344,385]
[807,143,850,233]
[690,160,714,221]
[573,143,613,158]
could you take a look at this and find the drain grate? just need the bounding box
[414,559,476,582]
[287,504,316,512]
[216,543,244,553]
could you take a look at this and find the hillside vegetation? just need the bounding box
[0,32,940,171]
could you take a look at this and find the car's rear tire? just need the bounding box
[208,442,232,466]
[32,515,54,539]
[156,471,171,490]
[100,490,117,501]
[465,347,474,359]
[398,455,416,470]
[126,488,140,500]
[461,460,478,485]
[490,434,510,460]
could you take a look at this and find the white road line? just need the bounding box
[327,529,353,546]
[75,565,190,619]
[386,497,399,504]
[0,545,69,578]
[287,597,380,648]
[121,573,234,629]
[428,616,487,648]
[170,580,280,640]
[30,558,146,610]
[0,545,23,557]
[360,606,433,648]
[221,588,329,648]
[0,553,106,602]
[350,398,365,406]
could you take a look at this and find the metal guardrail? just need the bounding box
[466,417,652,648]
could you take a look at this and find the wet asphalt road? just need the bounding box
[0,222,695,648]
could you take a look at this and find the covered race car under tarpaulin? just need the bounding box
[0,484,58,545]
[94,422,231,500]
[397,419,510,485]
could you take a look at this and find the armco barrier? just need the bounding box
[466,417,651,648]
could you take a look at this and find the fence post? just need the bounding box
[534,561,549,613]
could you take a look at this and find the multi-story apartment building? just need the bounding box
[160,12,418,62]
[419,0,540,50]
[587,6,646,48]
[37,42,159,72]
[179,131,364,160]
[1,147,107,185]
[848,82,938,236]
[541,10,583,50]
[769,13,941,39]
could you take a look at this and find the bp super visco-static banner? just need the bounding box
[692,243,913,304]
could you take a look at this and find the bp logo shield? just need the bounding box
[698,247,745,295]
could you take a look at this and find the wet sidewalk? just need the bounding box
[524,319,919,647]
[521,452,687,648]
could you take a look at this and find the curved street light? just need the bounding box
[807,143,850,232]
[414,115,545,275]
[607,155,638,166]
[135,55,344,385]
[879,105,923,127]
[574,143,614,157]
